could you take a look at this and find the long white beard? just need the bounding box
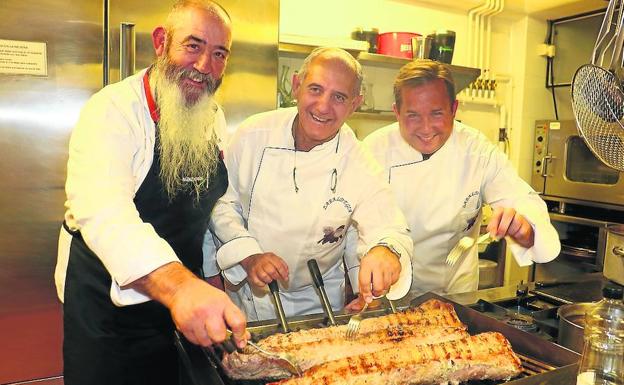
[150,63,220,201]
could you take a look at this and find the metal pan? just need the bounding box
[181,293,580,385]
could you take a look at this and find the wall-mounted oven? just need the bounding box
[531,120,624,207]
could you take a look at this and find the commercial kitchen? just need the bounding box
[1,0,623,384]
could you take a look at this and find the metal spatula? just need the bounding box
[223,330,302,376]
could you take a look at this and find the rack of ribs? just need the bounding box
[267,332,522,385]
[222,299,471,379]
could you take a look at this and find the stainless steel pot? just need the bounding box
[557,302,596,352]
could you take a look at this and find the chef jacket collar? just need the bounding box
[291,113,341,194]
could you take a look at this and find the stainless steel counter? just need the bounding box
[400,272,608,308]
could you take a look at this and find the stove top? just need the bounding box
[469,294,563,343]
[531,279,605,304]
[470,278,624,344]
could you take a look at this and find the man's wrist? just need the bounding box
[376,242,401,259]
[127,261,196,307]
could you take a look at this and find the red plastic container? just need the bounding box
[377,32,420,59]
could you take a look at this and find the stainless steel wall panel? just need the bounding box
[0,1,103,382]
[1,0,278,382]
[215,0,280,131]
[108,0,279,132]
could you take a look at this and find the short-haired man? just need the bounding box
[210,47,413,320]
[364,59,560,295]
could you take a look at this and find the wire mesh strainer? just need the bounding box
[571,65,624,171]
[571,0,624,171]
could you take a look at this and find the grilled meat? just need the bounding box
[223,326,469,379]
[267,332,522,385]
[258,299,462,350]
[222,299,466,379]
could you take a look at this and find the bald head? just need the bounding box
[165,0,231,32]
[297,47,363,96]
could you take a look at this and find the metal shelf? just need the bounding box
[278,43,481,94]
[278,41,366,59]
[358,53,481,94]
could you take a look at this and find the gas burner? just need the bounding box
[503,313,538,333]
[469,298,559,342]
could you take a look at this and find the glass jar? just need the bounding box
[577,285,624,385]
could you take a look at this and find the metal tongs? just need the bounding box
[269,280,291,333]
[307,258,337,326]
[222,329,302,376]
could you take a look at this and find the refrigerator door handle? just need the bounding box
[120,22,136,80]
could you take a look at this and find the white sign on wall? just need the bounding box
[0,39,47,76]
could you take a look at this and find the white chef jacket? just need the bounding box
[209,107,413,321]
[363,121,560,296]
[55,68,228,306]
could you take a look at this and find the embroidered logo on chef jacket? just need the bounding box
[318,196,352,245]
[322,196,353,213]
[317,225,346,244]
[182,176,204,183]
[463,215,478,232]
[460,190,481,232]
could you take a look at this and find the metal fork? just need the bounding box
[345,292,390,339]
[445,232,493,266]
[345,301,369,340]
[225,330,302,376]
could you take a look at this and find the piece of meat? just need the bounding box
[267,332,522,385]
[258,299,462,350]
[223,326,469,379]
[222,299,466,380]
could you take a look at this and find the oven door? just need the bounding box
[539,120,624,206]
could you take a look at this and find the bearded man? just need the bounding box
[55,2,248,384]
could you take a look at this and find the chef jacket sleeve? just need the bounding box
[209,129,263,286]
[481,139,560,266]
[64,85,180,306]
[349,150,413,300]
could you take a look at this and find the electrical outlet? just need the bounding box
[498,128,507,142]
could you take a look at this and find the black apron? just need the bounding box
[62,73,227,385]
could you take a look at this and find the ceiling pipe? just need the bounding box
[478,0,494,70]
[485,0,504,80]
[468,0,493,68]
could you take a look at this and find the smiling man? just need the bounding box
[364,59,560,296]
[209,47,413,321]
[55,2,248,385]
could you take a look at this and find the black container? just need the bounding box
[352,27,379,53]
[428,30,456,64]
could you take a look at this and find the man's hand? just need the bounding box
[127,262,249,348]
[488,207,534,248]
[345,295,383,312]
[239,252,289,288]
[168,276,249,348]
[358,246,401,303]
